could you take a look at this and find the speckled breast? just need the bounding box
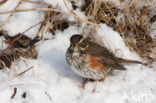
[66,48,106,80]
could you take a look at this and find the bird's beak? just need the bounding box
[75,44,78,48]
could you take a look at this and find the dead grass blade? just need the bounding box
[0,0,23,32]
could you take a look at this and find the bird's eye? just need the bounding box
[78,43,88,51]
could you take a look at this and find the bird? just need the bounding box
[66,34,142,92]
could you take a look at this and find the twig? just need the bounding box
[10,84,25,87]
[22,21,43,34]
[0,0,23,32]
[10,87,17,99]
[128,0,135,7]
[5,33,24,51]
[22,0,49,6]
[0,33,24,57]
[93,0,100,18]
[0,0,8,6]
[63,0,77,16]
[18,66,33,76]
[0,8,98,27]
[63,0,71,12]
[103,1,124,37]
[21,92,26,99]
[37,5,51,38]
[45,92,52,101]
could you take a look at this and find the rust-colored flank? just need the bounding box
[89,56,107,71]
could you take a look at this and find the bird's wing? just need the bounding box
[86,40,127,70]
[86,40,115,57]
[99,57,127,70]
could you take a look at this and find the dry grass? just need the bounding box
[37,5,70,37]
[0,0,8,6]
[118,3,156,59]
[0,0,156,62]
[80,0,156,60]
[81,0,121,30]
[0,0,23,32]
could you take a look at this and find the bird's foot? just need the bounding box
[92,80,98,93]
[78,78,106,93]
[78,78,89,89]
[92,77,106,93]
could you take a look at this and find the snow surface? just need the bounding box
[0,0,156,103]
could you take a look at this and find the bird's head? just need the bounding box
[69,34,88,53]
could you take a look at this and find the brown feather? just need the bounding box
[79,38,142,70]
[89,56,107,71]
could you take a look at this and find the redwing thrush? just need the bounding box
[66,34,142,92]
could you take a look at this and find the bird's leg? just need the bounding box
[78,78,89,89]
[91,77,106,93]
[92,80,99,93]
[91,71,107,93]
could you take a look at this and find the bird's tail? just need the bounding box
[117,58,143,64]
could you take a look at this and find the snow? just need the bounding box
[0,0,43,37]
[0,0,156,103]
[96,24,142,61]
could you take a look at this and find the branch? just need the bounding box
[0,8,98,26]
